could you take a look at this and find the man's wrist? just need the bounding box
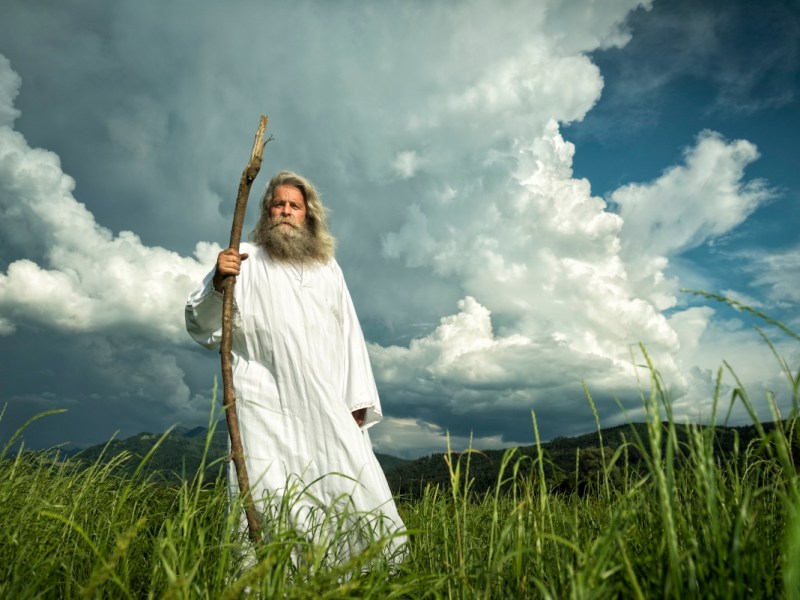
[212,270,224,292]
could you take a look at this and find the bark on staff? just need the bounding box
[221,115,272,544]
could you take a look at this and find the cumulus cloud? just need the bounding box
[440,48,603,127]
[378,118,787,442]
[614,130,771,262]
[608,130,775,321]
[372,297,531,387]
[383,120,680,379]
[0,57,218,339]
[370,293,655,447]
[0,54,224,446]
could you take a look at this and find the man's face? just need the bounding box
[269,184,307,231]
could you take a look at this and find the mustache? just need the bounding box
[270,217,299,229]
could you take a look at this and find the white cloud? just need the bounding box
[0,57,218,340]
[667,307,799,425]
[442,48,603,126]
[0,53,219,450]
[372,297,531,386]
[383,120,682,387]
[607,130,774,315]
[668,306,715,354]
[391,151,424,179]
[539,0,653,53]
[370,294,655,448]
[614,130,771,261]
[740,246,800,305]
[370,416,508,459]
[377,116,789,444]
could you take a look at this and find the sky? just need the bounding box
[1,0,798,459]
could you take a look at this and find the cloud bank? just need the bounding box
[0,74,219,341]
[0,0,797,457]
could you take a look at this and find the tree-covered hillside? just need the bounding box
[63,419,798,496]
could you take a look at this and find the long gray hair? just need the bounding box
[250,170,335,263]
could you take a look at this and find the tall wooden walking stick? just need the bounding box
[221,115,271,544]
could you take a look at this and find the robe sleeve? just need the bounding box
[337,264,384,429]
[185,268,242,349]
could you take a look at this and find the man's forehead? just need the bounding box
[272,184,304,199]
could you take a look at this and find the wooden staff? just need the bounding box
[221,115,271,544]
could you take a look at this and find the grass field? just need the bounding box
[2,316,798,598]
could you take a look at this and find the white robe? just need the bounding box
[185,243,405,561]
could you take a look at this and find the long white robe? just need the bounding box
[185,243,405,561]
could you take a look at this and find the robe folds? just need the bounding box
[185,243,405,562]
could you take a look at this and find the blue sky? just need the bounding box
[569,0,800,322]
[1,0,798,458]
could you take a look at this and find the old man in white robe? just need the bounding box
[185,170,405,564]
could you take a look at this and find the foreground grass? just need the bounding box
[2,323,798,598]
[3,405,797,598]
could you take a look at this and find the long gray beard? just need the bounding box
[256,218,323,265]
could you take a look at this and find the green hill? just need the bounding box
[386,420,799,498]
[72,425,231,484]
[70,422,412,485]
[66,419,797,495]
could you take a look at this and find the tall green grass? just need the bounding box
[1,307,798,598]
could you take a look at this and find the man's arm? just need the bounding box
[336,263,383,429]
[185,249,249,349]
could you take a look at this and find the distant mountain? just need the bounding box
[373,452,411,474]
[386,420,799,498]
[65,419,796,495]
[182,425,211,438]
[72,424,231,484]
[70,422,411,485]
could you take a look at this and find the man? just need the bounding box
[185,170,405,563]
